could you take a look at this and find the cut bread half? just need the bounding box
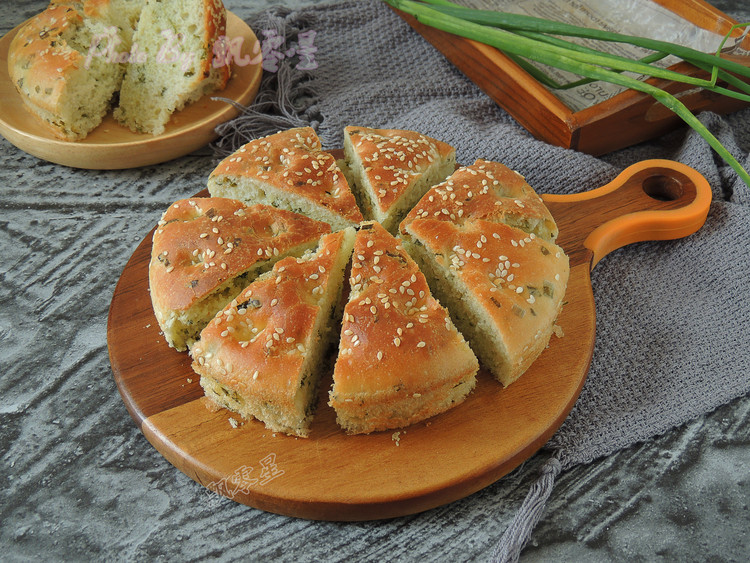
[342,126,456,233]
[113,0,230,135]
[149,198,331,351]
[192,228,356,437]
[400,159,559,243]
[402,218,569,387]
[9,0,227,140]
[208,127,364,231]
[8,2,137,140]
[329,221,478,434]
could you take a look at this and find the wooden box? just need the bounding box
[393,0,750,155]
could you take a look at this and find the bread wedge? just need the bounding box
[400,159,558,242]
[208,127,364,231]
[192,228,356,437]
[341,126,455,233]
[114,0,230,135]
[149,198,330,351]
[7,2,137,140]
[329,221,478,434]
[402,218,569,387]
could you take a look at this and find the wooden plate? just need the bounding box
[0,12,261,169]
[107,159,711,520]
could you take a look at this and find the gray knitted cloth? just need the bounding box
[2,1,748,561]
[214,2,750,560]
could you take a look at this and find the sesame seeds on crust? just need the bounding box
[343,126,455,215]
[332,222,478,398]
[209,127,364,225]
[149,198,331,312]
[400,159,558,242]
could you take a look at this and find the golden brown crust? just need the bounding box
[8,3,84,124]
[343,126,456,215]
[404,217,569,385]
[209,127,364,226]
[200,0,230,89]
[191,229,355,436]
[149,198,330,315]
[400,159,558,241]
[330,221,478,433]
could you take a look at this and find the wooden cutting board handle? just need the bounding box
[542,159,713,268]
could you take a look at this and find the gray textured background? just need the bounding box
[2,1,749,562]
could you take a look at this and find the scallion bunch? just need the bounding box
[386,0,750,186]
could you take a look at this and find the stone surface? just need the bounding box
[1,1,748,562]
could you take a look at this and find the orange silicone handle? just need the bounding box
[542,159,713,268]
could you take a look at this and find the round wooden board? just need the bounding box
[108,160,711,521]
[0,12,261,169]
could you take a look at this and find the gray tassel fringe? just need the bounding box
[211,8,320,158]
[491,455,564,563]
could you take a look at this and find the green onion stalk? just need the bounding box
[385,0,750,186]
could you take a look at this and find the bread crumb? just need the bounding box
[186,378,193,383]
[228,417,239,429]
[392,430,406,446]
[553,324,564,338]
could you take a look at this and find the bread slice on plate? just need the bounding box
[329,221,478,435]
[191,228,356,437]
[402,218,569,387]
[114,0,231,135]
[9,0,228,140]
[341,126,456,233]
[149,198,330,351]
[400,159,559,242]
[7,2,137,140]
[208,127,364,231]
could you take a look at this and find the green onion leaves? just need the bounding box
[386,0,750,186]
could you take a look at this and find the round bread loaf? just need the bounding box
[149,127,570,435]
